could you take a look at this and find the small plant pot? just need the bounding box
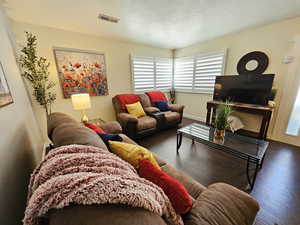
[214,129,225,138]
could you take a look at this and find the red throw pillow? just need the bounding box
[138,159,192,214]
[146,91,167,103]
[84,123,107,134]
[115,94,140,110]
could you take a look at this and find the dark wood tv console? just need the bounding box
[206,101,274,140]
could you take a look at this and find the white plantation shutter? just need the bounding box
[194,52,226,93]
[174,50,226,93]
[131,56,172,92]
[132,56,155,92]
[155,57,173,90]
[174,56,194,90]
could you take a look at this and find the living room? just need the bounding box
[1,1,300,225]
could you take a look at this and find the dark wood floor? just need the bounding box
[140,118,300,225]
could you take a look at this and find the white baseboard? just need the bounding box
[183,113,204,122]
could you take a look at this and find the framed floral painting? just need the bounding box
[0,62,13,107]
[53,48,108,98]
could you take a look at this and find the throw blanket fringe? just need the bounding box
[24,145,183,225]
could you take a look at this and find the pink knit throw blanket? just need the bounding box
[24,145,183,225]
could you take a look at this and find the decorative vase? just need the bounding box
[214,129,225,138]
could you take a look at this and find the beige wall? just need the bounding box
[10,21,172,139]
[174,16,300,145]
[0,8,44,225]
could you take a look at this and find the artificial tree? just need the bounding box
[19,32,56,115]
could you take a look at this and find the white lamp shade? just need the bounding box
[71,93,91,110]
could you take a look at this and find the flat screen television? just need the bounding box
[213,74,274,106]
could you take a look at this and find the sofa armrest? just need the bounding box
[117,113,138,139]
[169,104,184,113]
[183,183,259,225]
[117,113,138,124]
[144,106,160,114]
[100,121,122,134]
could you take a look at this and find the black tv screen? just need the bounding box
[213,74,274,106]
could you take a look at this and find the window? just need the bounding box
[286,84,300,136]
[174,50,227,93]
[131,56,172,93]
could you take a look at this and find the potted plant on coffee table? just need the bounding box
[214,102,232,139]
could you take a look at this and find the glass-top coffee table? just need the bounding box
[176,123,269,191]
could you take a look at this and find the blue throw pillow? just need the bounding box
[154,101,170,112]
[97,133,123,151]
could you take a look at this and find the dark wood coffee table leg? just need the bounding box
[176,132,183,154]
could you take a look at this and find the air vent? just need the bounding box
[98,14,120,23]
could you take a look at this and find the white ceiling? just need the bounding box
[4,0,300,49]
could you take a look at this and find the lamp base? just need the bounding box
[81,111,89,123]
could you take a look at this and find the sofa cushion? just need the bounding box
[138,94,152,108]
[126,101,146,118]
[139,159,193,214]
[84,122,107,134]
[146,91,167,103]
[47,112,78,138]
[164,111,180,122]
[51,123,108,150]
[161,165,206,200]
[49,204,167,225]
[98,133,123,150]
[154,101,170,112]
[137,116,157,131]
[100,121,122,134]
[144,106,160,113]
[109,141,160,169]
[182,183,259,225]
[115,94,139,110]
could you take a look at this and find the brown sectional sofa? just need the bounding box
[46,112,259,225]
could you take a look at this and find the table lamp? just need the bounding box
[71,93,91,122]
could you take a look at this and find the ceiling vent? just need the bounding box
[98,14,120,23]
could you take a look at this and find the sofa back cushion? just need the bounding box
[138,94,152,108]
[48,112,108,151]
[145,91,167,104]
[115,94,139,110]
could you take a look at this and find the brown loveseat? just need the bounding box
[46,112,259,225]
[112,94,184,139]
[139,93,184,129]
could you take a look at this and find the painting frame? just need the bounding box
[53,47,109,98]
[0,61,13,108]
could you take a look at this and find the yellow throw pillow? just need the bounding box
[125,101,146,118]
[109,141,160,169]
